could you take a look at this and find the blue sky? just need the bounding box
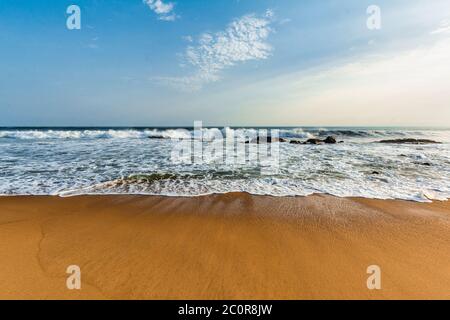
[1,0,449,126]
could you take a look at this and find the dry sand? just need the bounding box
[0,193,449,300]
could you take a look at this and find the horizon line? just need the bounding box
[1,125,449,129]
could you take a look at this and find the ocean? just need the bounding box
[1,127,449,202]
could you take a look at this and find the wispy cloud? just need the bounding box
[157,10,274,91]
[431,19,450,35]
[143,0,178,21]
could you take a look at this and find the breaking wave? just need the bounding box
[1,127,448,142]
[1,127,449,202]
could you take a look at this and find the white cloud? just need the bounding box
[431,19,450,35]
[157,11,274,91]
[143,0,178,21]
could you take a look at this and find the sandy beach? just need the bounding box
[0,193,449,300]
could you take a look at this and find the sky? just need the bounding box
[0,0,449,127]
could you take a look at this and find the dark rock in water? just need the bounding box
[421,162,432,166]
[371,171,381,175]
[324,136,337,144]
[288,136,340,145]
[304,136,338,145]
[378,138,441,144]
[246,137,287,144]
[306,138,323,145]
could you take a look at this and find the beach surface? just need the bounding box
[0,194,449,300]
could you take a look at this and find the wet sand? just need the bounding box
[0,193,449,300]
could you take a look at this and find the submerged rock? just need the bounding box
[245,137,288,144]
[378,138,441,144]
[324,136,337,144]
[305,136,337,145]
[306,138,323,145]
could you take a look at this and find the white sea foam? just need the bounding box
[0,129,147,140]
[1,128,449,202]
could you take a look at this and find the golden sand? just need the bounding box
[0,194,449,300]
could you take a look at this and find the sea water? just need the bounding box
[0,127,449,202]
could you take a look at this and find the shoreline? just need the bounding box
[1,192,448,203]
[0,193,449,299]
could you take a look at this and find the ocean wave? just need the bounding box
[54,172,450,202]
[280,128,315,139]
[1,127,449,202]
[0,129,145,140]
[0,129,198,140]
[0,127,447,141]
